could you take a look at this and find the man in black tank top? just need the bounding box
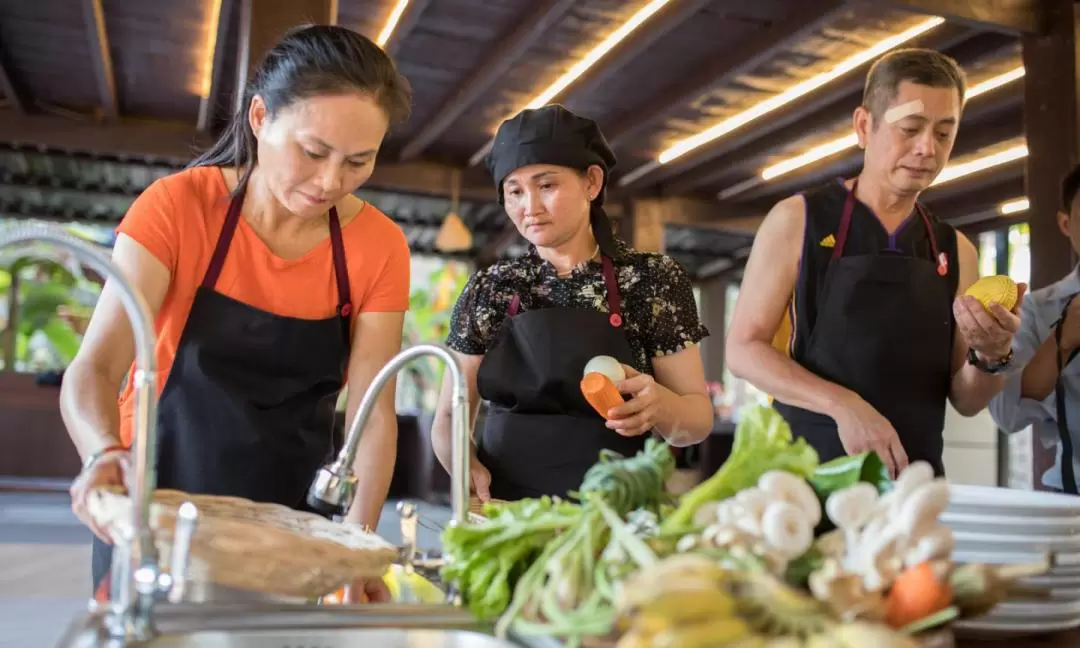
[726,48,1026,478]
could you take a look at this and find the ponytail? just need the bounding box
[590,203,620,259]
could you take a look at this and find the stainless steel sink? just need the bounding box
[55,603,523,648]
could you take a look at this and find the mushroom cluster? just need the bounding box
[809,461,953,620]
[681,470,822,575]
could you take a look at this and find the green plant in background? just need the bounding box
[400,261,470,411]
[0,254,101,373]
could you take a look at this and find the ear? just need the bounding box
[1058,211,1071,238]
[248,94,268,138]
[585,164,606,200]
[853,105,872,149]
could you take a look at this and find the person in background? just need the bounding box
[429,104,714,502]
[60,25,412,602]
[989,165,1080,494]
[726,48,1023,479]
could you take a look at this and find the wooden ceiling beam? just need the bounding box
[603,0,850,152]
[235,0,335,112]
[381,0,432,56]
[82,0,119,120]
[619,23,973,191]
[397,0,577,161]
[559,0,718,113]
[666,33,1020,194]
[198,0,237,133]
[0,37,28,114]
[861,0,1044,35]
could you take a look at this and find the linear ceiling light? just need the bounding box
[619,16,945,188]
[468,0,674,167]
[197,0,223,97]
[754,66,1026,184]
[930,143,1027,187]
[999,197,1029,215]
[376,0,411,47]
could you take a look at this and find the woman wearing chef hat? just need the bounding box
[430,104,714,501]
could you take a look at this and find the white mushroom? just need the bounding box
[857,523,903,592]
[896,478,950,545]
[758,470,823,526]
[888,461,934,515]
[692,501,720,527]
[760,500,814,559]
[903,523,954,567]
[735,487,770,520]
[825,482,879,553]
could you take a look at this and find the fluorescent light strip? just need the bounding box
[999,197,1029,215]
[930,143,1027,186]
[623,16,946,188]
[657,17,945,166]
[468,0,674,167]
[377,0,411,47]
[753,66,1026,184]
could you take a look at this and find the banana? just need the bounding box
[763,639,805,648]
[614,629,652,648]
[636,586,736,623]
[827,622,922,648]
[652,618,753,648]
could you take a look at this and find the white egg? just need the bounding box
[583,355,625,382]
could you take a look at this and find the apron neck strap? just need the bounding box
[1055,296,1080,494]
[201,192,353,319]
[832,178,945,276]
[507,255,623,327]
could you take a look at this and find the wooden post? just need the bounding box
[628,198,667,253]
[1021,0,1080,490]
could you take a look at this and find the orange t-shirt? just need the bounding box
[114,166,410,446]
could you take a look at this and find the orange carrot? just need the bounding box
[581,372,624,420]
[885,562,954,629]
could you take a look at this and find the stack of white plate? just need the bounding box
[941,484,1080,638]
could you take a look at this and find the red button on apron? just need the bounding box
[609,313,622,327]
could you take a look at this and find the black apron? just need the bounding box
[773,180,954,476]
[92,189,352,591]
[475,256,647,500]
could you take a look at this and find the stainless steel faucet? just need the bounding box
[0,223,194,642]
[307,343,472,527]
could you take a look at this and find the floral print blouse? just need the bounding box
[445,238,709,375]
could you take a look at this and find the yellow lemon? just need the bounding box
[964,275,1018,311]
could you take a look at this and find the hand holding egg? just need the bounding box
[581,355,661,437]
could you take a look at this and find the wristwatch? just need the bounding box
[966,347,1013,374]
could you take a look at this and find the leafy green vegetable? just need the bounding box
[442,440,676,631]
[661,404,819,532]
[807,452,893,534]
[809,452,892,499]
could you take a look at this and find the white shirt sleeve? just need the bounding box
[988,293,1056,433]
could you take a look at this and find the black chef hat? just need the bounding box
[484,104,621,258]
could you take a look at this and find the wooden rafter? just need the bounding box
[397,0,577,161]
[865,0,1044,35]
[381,0,432,56]
[0,37,28,114]
[618,23,974,191]
[560,0,718,112]
[198,0,236,133]
[602,0,850,151]
[82,0,119,120]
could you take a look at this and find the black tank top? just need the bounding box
[784,179,960,365]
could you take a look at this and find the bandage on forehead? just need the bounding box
[883,99,925,124]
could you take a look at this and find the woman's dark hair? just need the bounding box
[189,25,412,195]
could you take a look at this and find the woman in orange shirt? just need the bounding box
[59,26,411,603]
